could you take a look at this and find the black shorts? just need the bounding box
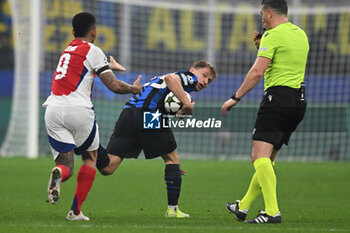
[106,108,177,159]
[252,86,306,150]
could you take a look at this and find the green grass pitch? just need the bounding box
[0,157,349,233]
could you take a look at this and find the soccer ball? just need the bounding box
[164,92,192,114]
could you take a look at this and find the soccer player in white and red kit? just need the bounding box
[43,12,141,221]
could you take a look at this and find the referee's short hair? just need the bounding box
[72,12,96,38]
[261,0,288,16]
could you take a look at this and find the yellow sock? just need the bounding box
[239,173,261,210]
[240,160,276,210]
[254,157,279,216]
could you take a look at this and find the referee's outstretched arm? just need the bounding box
[221,56,270,116]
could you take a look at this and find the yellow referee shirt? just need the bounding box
[258,22,309,91]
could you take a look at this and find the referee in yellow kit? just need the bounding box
[222,0,309,224]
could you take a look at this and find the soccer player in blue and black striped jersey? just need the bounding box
[97,60,217,218]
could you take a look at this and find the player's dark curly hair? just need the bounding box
[261,0,288,15]
[72,12,96,38]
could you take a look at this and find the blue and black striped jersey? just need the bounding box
[124,71,198,110]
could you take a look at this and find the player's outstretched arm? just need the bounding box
[99,72,142,95]
[164,74,194,115]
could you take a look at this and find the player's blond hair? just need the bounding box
[191,60,218,81]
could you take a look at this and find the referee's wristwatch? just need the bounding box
[231,93,241,102]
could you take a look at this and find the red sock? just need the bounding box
[55,165,70,182]
[71,165,96,215]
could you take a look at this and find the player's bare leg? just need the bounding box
[66,150,97,221]
[47,151,74,204]
[161,150,189,218]
[96,144,123,175]
[99,154,123,175]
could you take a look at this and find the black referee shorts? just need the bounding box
[252,86,307,150]
[106,108,177,159]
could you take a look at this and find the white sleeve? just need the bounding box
[86,44,112,75]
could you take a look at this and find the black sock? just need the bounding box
[96,144,110,170]
[164,164,182,206]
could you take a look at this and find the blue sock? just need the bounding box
[164,164,182,205]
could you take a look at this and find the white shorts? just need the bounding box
[44,105,99,160]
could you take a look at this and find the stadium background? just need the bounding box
[0,0,349,160]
